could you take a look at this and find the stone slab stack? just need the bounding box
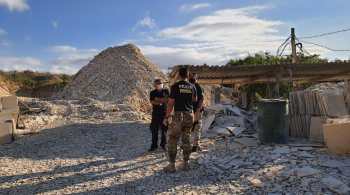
[289,82,349,141]
[0,95,19,144]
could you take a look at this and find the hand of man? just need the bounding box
[160,98,165,103]
[154,97,161,102]
[163,118,169,126]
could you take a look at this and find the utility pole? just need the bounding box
[291,28,297,64]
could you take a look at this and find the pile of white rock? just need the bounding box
[60,43,166,114]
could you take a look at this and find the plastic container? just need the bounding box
[257,99,288,144]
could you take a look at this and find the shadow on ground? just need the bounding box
[0,122,149,160]
[0,121,246,194]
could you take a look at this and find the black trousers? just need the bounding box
[150,113,168,148]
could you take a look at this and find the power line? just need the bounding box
[301,40,350,52]
[276,36,290,56]
[296,42,312,56]
[278,42,290,56]
[299,27,350,39]
[295,38,312,56]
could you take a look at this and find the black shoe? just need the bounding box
[192,146,201,152]
[161,145,166,151]
[148,147,157,152]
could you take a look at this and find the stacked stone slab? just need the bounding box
[0,95,19,144]
[60,44,166,113]
[289,82,349,139]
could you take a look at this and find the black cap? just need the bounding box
[154,79,162,84]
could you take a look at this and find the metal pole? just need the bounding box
[291,28,297,64]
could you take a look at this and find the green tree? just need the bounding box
[226,52,327,66]
[226,53,329,102]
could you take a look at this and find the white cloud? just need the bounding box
[134,15,157,31]
[139,5,286,68]
[0,56,42,71]
[52,20,59,29]
[141,45,222,69]
[49,45,99,74]
[51,45,77,53]
[0,0,29,12]
[179,3,211,12]
[0,45,99,74]
[50,65,81,75]
[160,6,282,42]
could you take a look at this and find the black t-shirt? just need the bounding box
[193,83,204,112]
[150,88,169,114]
[170,80,197,112]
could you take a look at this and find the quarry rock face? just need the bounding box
[60,44,166,112]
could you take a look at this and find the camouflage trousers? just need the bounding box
[192,112,203,147]
[167,111,194,163]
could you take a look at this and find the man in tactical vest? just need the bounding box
[163,67,197,173]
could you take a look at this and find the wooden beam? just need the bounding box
[170,62,350,85]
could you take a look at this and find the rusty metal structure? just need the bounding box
[170,62,350,85]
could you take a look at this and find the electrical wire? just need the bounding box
[278,42,290,56]
[299,27,350,39]
[301,46,312,56]
[301,40,350,52]
[276,36,290,56]
[295,38,312,56]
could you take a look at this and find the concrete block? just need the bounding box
[323,121,350,154]
[324,94,348,117]
[1,95,18,110]
[0,118,14,144]
[309,117,326,143]
[0,108,19,123]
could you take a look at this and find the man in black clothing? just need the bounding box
[189,73,204,152]
[163,67,197,172]
[149,79,169,152]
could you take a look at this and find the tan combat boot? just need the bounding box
[163,163,176,173]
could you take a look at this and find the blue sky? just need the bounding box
[0,0,349,74]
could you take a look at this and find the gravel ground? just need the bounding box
[1,121,349,194]
[0,121,221,194]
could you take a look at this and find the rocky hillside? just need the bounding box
[0,71,72,98]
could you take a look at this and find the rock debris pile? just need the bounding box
[195,137,350,194]
[17,97,149,134]
[202,104,257,137]
[60,43,166,113]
